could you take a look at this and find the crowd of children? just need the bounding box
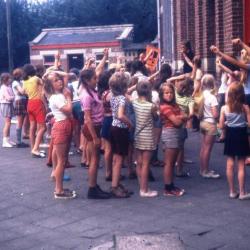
[1,38,250,200]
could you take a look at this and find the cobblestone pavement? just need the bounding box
[0,121,250,250]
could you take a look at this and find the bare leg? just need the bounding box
[164,148,179,185]
[238,157,246,196]
[29,121,36,151]
[136,149,143,187]
[140,150,152,192]
[226,156,235,194]
[200,134,215,174]
[112,154,123,188]
[3,117,11,137]
[54,144,67,194]
[103,139,112,178]
[88,142,99,187]
[32,123,46,153]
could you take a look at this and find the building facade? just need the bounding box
[29,24,146,71]
[158,0,250,73]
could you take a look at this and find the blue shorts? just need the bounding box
[101,116,113,140]
[72,101,84,125]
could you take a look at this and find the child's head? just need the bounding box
[227,82,245,113]
[12,68,23,81]
[240,49,250,63]
[79,69,97,90]
[131,60,148,76]
[159,63,172,82]
[136,78,152,101]
[35,64,45,78]
[159,82,176,105]
[176,77,194,96]
[43,72,64,96]
[109,72,129,96]
[193,56,202,68]
[23,64,36,80]
[201,74,216,91]
[0,73,11,86]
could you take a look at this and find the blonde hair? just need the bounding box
[201,74,217,94]
[109,72,129,96]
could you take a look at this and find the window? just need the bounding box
[43,55,55,66]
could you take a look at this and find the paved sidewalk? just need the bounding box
[0,123,250,249]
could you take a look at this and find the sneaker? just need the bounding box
[111,186,130,198]
[87,186,111,199]
[96,185,112,196]
[164,186,185,197]
[229,192,239,199]
[16,142,29,148]
[54,191,77,199]
[239,193,250,200]
[200,171,220,179]
[2,141,13,148]
[140,189,158,198]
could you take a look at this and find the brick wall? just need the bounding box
[169,0,244,73]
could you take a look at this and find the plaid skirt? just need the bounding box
[14,98,27,116]
[0,103,14,118]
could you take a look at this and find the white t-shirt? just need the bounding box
[218,72,228,94]
[203,90,218,124]
[69,80,80,102]
[49,93,68,122]
[131,90,160,106]
[12,80,26,101]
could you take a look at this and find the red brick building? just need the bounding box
[158,0,250,73]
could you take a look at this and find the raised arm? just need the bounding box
[232,38,250,55]
[95,48,109,78]
[210,45,249,71]
[216,58,233,75]
[182,52,194,68]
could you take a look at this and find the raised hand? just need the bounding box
[210,45,219,54]
[232,38,241,45]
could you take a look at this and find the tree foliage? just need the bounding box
[0,0,157,70]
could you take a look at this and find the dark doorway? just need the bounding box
[68,54,84,70]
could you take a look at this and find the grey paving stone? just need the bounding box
[115,233,185,250]
[33,215,78,229]
[0,229,23,243]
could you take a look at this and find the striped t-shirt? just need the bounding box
[132,99,156,150]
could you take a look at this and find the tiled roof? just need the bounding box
[30,24,134,45]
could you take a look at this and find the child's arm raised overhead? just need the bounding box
[95,48,109,79]
[210,45,249,71]
[232,38,250,56]
[216,58,233,75]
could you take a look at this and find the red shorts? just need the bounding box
[51,119,72,145]
[27,99,46,124]
[82,124,101,142]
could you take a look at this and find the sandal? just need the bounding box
[32,152,46,158]
[54,191,76,199]
[111,186,130,198]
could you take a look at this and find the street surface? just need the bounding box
[0,121,250,250]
